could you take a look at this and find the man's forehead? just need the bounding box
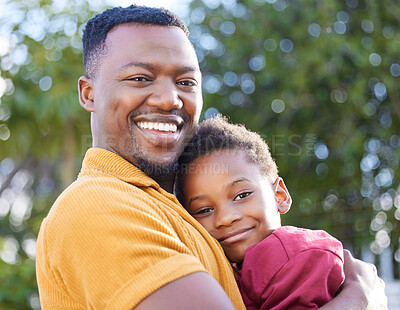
[106,22,188,43]
[103,24,199,69]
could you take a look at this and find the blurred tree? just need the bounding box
[0,0,399,308]
[0,0,110,308]
[188,0,399,274]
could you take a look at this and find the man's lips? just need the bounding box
[136,121,178,133]
[132,114,184,146]
[217,227,255,245]
[133,114,184,128]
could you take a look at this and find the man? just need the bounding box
[36,5,387,309]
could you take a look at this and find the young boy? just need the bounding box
[175,115,345,310]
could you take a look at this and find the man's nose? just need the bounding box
[147,80,183,111]
[215,204,242,228]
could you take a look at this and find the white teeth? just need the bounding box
[137,121,178,133]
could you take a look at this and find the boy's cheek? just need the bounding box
[198,219,217,238]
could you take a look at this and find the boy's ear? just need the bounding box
[78,76,95,112]
[273,177,292,214]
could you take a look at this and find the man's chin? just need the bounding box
[136,157,178,178]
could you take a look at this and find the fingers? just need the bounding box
[370,263,377,275]
[342,249,358,281]
[342,249,388,309]
[343,249,378,280]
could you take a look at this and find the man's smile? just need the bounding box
[137,121,178,133]
[133,114,185,147]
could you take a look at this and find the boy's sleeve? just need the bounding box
[239,231,345,310]
[258,249,345,310]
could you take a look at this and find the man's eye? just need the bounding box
[177,80,196,86]
[234,192,251,201]
[127,76,151,82]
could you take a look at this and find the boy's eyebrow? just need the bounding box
[227,177,252,189]
[187,178,252,208]
[187,195,207,209]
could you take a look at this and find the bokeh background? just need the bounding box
[0,0,399,308]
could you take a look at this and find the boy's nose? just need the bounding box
[215,204,242,228]
[146,80,183,111]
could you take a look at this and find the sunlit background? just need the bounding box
[0,0,399,308]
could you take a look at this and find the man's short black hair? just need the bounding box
[175,115,279,203]
[82,5,189,78]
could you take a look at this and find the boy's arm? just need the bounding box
[134,272,236,310]
[320,250,388,310]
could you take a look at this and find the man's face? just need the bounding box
[82,24,203,176]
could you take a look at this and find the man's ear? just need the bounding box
[78,76,95,112]
[272,177,292,214]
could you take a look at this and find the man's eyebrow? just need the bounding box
[119,61,154,72]
[176,66,198,74]
[119,62,198,74]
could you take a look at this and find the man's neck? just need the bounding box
[153,173,175,193]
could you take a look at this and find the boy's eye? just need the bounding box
[193,207,213,216]
[234,192,251,201]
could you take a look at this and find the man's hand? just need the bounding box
[321,249,388,310]
[342,249,387,309]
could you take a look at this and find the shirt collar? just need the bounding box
[81,147,161,189]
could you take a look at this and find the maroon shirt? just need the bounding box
[236,226,345,310]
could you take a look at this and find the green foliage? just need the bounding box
[189,0,399,263]
[0,0,399,308]
[0,0,110,308]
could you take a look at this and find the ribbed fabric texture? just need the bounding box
[36,148,245,309]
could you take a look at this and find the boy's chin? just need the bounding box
[225,252,245,264]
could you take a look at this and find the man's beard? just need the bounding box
[127,109,191,179]
[128,131,180,179]
[136,156,178,179]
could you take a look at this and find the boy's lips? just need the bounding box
[217,227,255,245]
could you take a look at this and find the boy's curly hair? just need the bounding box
[175,115,278,203]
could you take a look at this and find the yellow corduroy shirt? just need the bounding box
[36,148,245,309]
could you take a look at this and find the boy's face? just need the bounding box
[182,150,290,263]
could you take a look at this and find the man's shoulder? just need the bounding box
[45,173,159,230]
[57,173,143,206]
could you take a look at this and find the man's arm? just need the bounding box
[320,250,388,310]
[134,272,236,310]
